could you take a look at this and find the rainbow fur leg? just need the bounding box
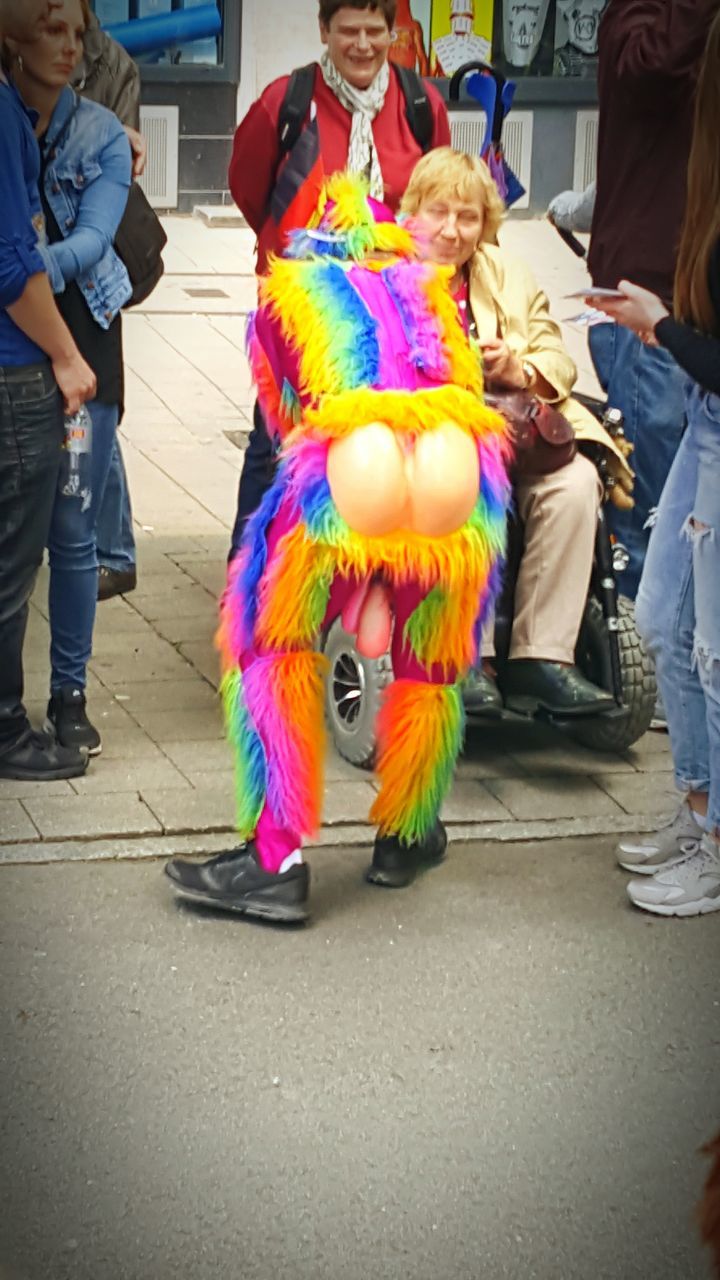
[370,679,465,845]
[221,651,328,870]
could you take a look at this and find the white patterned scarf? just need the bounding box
[320,51,390,201]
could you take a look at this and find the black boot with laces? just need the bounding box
[46,686,102,756]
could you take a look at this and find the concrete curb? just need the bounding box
[0,811,674,867]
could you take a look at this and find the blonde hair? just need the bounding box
[401,147,505,245]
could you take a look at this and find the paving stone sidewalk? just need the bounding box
[0,216,673,861]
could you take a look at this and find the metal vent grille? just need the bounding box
[138,105,179,209]
[502,112,533,211]
[449,109,533,211]
[449,109,488,158]
[573,110,599,192]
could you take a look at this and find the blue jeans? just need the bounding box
[48,400,119,690]
[0,362,63,749]
[95,435,136,572]
[229,400,278,560]
[635,384,720,831]
[589,322,687,599]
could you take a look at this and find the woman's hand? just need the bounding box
[591,280,669,339]
[124,127,147,179]
[481,338,527,390]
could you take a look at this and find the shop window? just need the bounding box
[92,0,225,68]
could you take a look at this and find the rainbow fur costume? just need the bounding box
[217,176,511,870]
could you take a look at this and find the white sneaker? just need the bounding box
[616,799,704,874]
[627,835,720,917]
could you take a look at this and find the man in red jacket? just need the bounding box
[227,0,450,556]
[587,0,720,600]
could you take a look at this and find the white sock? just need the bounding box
[278,849,303,874]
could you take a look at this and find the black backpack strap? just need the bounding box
[394,65,434,154]
[278,62,317,158]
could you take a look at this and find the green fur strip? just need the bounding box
[403,586,449,663]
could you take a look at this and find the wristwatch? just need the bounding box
[522,360,535,390]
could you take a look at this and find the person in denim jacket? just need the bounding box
[6,0,132,755]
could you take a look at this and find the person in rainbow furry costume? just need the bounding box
[165,174,511,924]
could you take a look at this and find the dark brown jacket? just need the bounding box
[73,13,140,130]
[588,0,720,303]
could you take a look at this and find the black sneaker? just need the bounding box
[165,843,310,924]
[0,729,88,781]
[46,687,102,756]
[366,820,448,889]
[97,566,137,601]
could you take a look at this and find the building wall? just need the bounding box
[144,81,237,211]
[237,0,318,121]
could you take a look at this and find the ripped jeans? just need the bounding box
[635,383,720,831]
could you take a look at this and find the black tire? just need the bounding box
[322,619,392,769]
[571,596,656,752]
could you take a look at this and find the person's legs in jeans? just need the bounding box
[96,435,136,574]
[635,415,708,803]
[686,391,720,838]
[589,321,686,600]
[627,387,720,913]
[229,401,277,560]
[95,434,136,602]
[47,400,118,701]
[0,362,85,775]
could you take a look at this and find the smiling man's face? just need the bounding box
[320,5,393,89]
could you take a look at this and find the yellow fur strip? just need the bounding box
[422,269,484,394]
[259,262,340,400]
[301,385,505,443]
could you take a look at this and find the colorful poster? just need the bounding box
[389,1,495,78]
[429,1,495,76]
[389,0,433,74]
[554,0,608,77]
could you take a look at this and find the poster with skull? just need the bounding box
[501,0,551,69]
[554,0,608,76]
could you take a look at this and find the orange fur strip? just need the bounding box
[255,525,336,651]
[370,679,464,843]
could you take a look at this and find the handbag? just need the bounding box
[484,386,577,477]
[114,181,167,308]
[464,291,575,477]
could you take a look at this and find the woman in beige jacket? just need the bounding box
[402,147,633,715]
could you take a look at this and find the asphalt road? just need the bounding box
[0,837,718,1280]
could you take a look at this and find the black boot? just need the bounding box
[46,687,102,755]
[165,843,310,923]
[500,659,616,717]
[97,566,137,601]
[462,665,503,717]
[366,820,448,889]
[0,728,87,782]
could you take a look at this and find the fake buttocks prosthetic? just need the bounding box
[327,420,480,538]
